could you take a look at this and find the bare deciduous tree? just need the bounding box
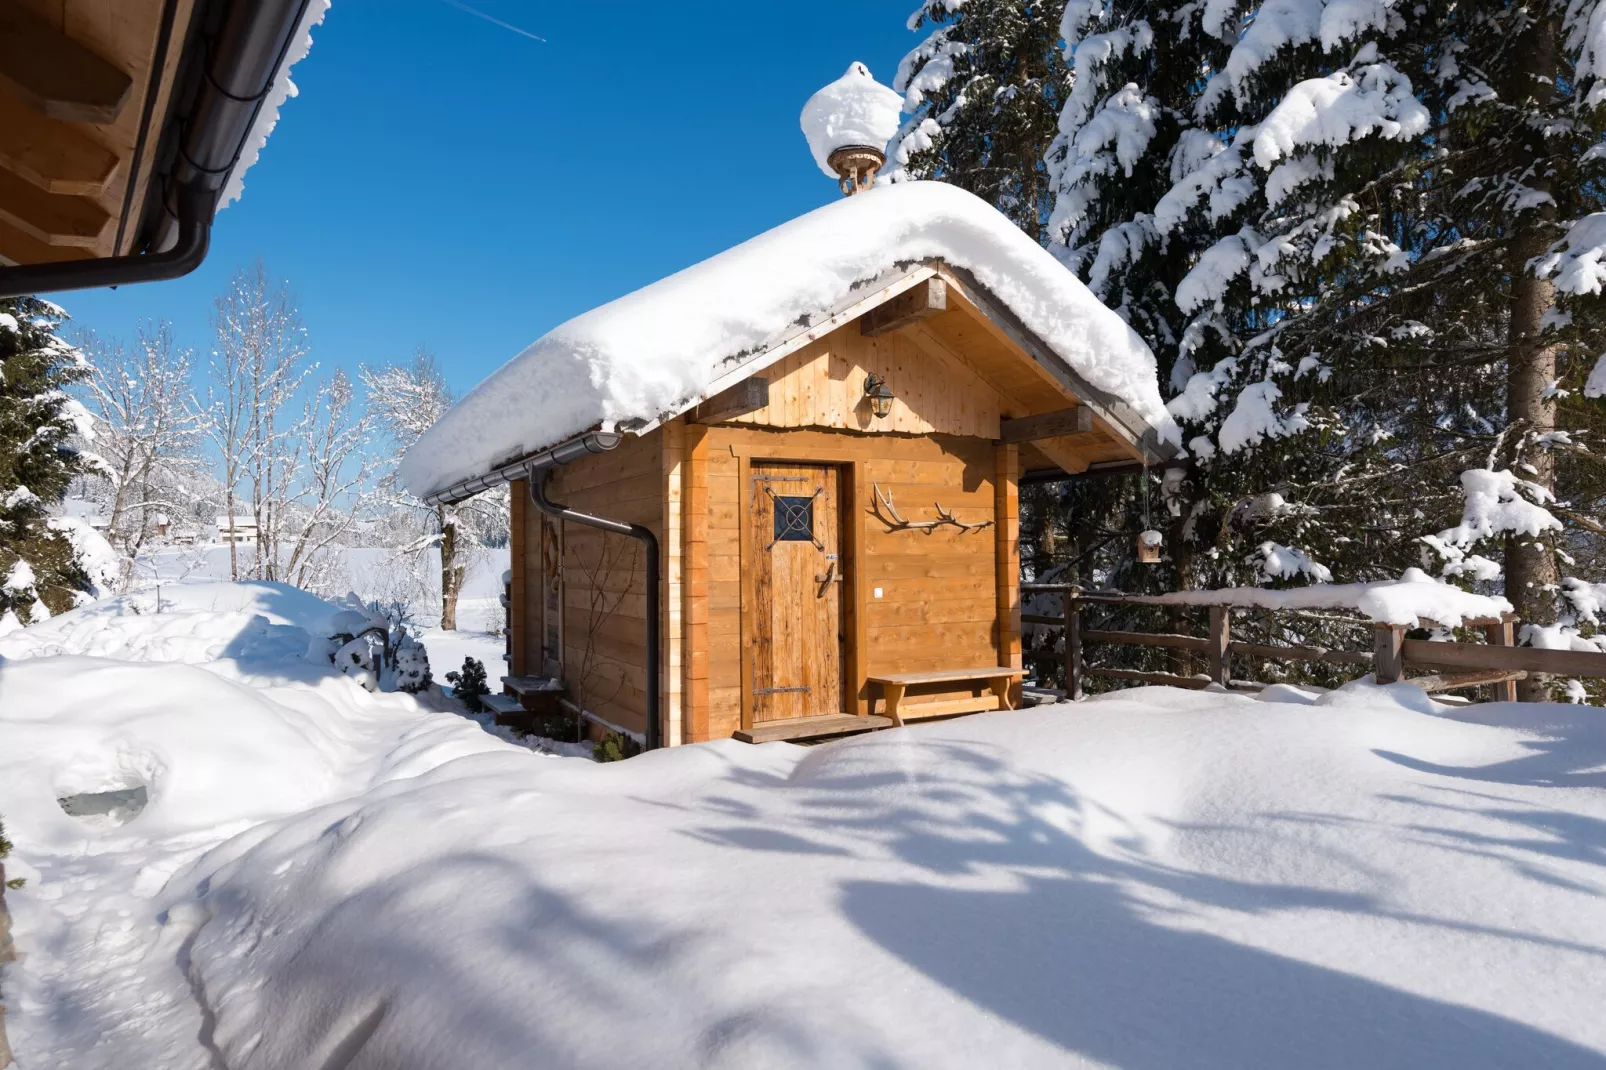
[77,321,203,589]
[361,348,507,629]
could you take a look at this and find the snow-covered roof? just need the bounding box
[400,181,1181,500]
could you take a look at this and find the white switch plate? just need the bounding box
[873,587,884,599]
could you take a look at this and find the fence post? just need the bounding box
[1063,589,1083,702]
[1374,624,1405,684]
[1207,606,1230,686]
[1484,617,1518,702]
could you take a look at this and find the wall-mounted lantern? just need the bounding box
[864,373,895,419]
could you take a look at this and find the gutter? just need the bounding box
[421,430,622,507]
[0,0,315,298]
[529,473,661,752]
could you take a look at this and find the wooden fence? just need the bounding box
[1021,584,1606,702]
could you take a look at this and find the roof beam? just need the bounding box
[690,377,769,423]
[0,7,133,124]
[1032,437,1094,476]
[1000,406,1093,443]
[0,167,111,247]
[936,265,1179,464]
[0,92,120,195]
[0,218,94,267]
[860,277,946,337]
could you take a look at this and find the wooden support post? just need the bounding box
[1207,606,1230,686]
[1483,618,1519,702]
[1374,624,1406,684]
[1063,592,1084,701]
[883,682,907,727]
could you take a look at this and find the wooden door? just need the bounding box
[746,462,845,722]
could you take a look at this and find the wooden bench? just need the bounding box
[867,666,1027,727]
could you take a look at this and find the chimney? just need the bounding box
[800,62,904,197]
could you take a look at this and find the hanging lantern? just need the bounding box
[1137,528,1163,564]
[863,373,896,419]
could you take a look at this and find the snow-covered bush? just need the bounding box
[319,594,432,694]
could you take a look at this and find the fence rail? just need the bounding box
[1022,584,1606,702]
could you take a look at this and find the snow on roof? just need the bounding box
[399,181,1181,500]
[218,1,332,209]
[800,62,903,177]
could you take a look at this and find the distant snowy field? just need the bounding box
[2,583,1605,1068]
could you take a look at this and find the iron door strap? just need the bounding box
[754,685,812,695]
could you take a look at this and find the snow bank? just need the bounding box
[7,582,1602,1067]
[1133,567,1511,626]
[399,181,1179,499]
[0,580,341,664]
[800,62,903,176]
[138,685,1606,1067]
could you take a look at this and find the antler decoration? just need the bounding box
[871,483,994,533]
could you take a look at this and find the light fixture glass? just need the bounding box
[864,373,895,419]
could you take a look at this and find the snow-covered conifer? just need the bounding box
[0,297,94,623]
[892,0,1071,240]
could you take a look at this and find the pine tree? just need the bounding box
[0,297,93,625]
[891,0,1071,240]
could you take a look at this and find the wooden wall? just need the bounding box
[506,313,1031,745]
[687,424,1013,742]
[729,324,1010,438]
[510,434,663,739]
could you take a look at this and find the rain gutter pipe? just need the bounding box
[0,0,316,298]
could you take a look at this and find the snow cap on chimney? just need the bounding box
[800,62,903,196]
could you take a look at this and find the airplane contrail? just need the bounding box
[438,0,547,43]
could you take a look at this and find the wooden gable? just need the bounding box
[695,264,1152,477]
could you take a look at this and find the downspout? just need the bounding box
[529,473,661,752]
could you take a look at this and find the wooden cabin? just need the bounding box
[404,183,1179,747]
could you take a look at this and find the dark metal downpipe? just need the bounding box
[0,186,211,296]
[0,0,315,298]
[530,473,661,752]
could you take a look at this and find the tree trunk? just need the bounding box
[226,489,238,581]
[439,505,464,631]
[1503,13,1560,701]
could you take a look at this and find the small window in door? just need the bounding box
[773,495,816,542]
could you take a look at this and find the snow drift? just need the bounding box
[398,181,1180,499]
[2,582,1604,1068]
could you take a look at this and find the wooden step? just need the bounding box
[734,714,894,744]
[502,675,561,697]
[481,694,524,715]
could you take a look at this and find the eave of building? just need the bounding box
[426,259,1178,505]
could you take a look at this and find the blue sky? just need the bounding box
[55,0,919,397]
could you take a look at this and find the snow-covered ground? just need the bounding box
[2,584,1604,1068]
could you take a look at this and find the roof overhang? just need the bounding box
[0,0,320,297]
[422,259,1180,506]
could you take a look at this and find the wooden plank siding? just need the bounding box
[694,424,1005,741]
[542,432,663,739]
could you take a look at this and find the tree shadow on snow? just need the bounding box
[689,737,1606,1068]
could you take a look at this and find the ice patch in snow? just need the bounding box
[800,62,904,177]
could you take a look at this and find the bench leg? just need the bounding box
[884,683,907,727]
[989,677,1013,711]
